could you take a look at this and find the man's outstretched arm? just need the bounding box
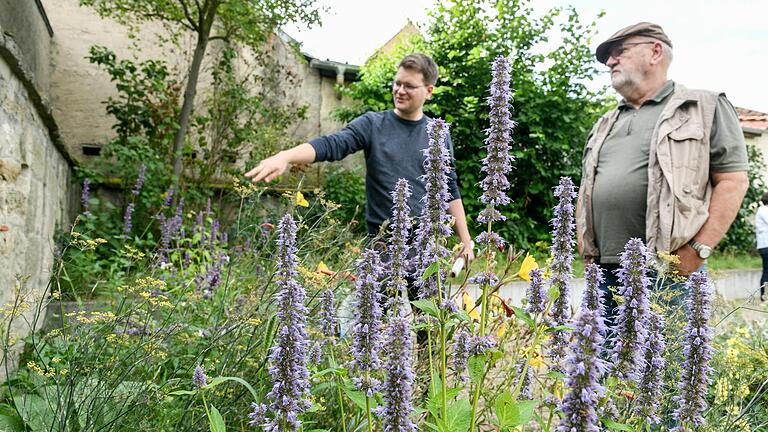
[245,143,316,183]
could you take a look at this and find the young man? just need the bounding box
[246,53,474,260]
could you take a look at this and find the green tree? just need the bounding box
[336,0,609,247]
[719,144,767,253]
[80,0,322,191]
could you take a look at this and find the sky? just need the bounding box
[283,0,768,113]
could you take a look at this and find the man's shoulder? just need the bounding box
[672,83,723,101]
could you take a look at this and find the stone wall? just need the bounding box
[0,7,74,381]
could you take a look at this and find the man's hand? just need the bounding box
[673,244,705,276]
[245,153,290,183]
[460,240,475,262]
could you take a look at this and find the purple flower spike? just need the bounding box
[453,330,471,383]
[132,164,146,196]
[525,268,547,316]
[635,310,666,425]
[350,248,385,396]
[672,271,714,430]
[557,306,607,432]
[192,364,207,389]
[318,288,337,339]
[547,177,577,369]
[81,178,91,213]
[263,213,311,431]
[477,55,515,224]
[376,310,416,432]
[387,179,412,305]
[412,119,453,299]
[582,263,605,316]
[123,203,135,235]
[610,238,651,382]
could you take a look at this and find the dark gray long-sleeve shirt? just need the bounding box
[309,110,461,232]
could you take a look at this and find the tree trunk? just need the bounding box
[170,0,221,192]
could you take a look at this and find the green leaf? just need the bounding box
[602,418,634,431]
[0,404,24,432]
[545,325,572,333]
[207,376,260,400]
[411,299,440,317]
[167,390,197,396]
[342,387,377,411]
[208,404,226,432]
[420,261,440,280]
[444,399,472,432]
[467,355,486,384]
[495,393,537,429]
[547,285,560,302]
[511,306,535,328]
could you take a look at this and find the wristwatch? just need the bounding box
[688,240,712,259]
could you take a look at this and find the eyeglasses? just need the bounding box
[391,80,426,92]
[607,41,656,60]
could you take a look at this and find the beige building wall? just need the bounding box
[42,0,356,167]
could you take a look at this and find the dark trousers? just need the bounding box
[759,247,768,299]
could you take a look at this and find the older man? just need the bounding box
[576,22,749,313]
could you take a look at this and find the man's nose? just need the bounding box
[606,56,619,68]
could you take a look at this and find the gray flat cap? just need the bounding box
[595,22,672,64]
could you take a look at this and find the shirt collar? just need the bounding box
[618,80,675,109]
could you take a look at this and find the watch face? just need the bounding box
[699,248,711,259]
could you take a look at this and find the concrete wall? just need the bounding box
[0,24,73,379]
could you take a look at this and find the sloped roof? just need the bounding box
[737,107,768,130]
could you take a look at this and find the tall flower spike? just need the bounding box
[453,330,471,383]
[123,203,135,235]
[547,176,577,369]
[376,309,416,432]
[516,267,547,399]
[412,119,453,299]
[81,178,92,213]
[262,213,311,432]
[132,164,146,196]
[673,271,714,430]
[318,288,337,339]
[387,179,412,306]
[192,364,207,389]
[477,55,515,224]
[350,248,385,397]
[635,310,666,425]
[610,238,651,382]
[582,263,605,317]
[557,306,608,432]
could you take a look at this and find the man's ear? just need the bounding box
[650,41,664,65]
[425,84,435,100]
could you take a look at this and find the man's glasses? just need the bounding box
[392,81,426,92]
[607,41,656,60]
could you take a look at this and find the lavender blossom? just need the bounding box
[162,187,174,207]
[635,310,666,425]
[386,179,412,306]
[477,55,515,224]
[525,268,547,316]
[318,288,337,339]
[557,306,607,432]
[547,177,577,369]
[192,364,207,389]
[468,271,499,287]
[248,403,268,427]
[132,164,146,196]
[81,178,91,213]
[123,203,135,235]
[411,119,453,299]
[515,360,533,400]
[308,341,322,365]
[673,272,714,430]
[262,213,311,431]
[376,310,416,432]
[453,330,471,383]
[469,336,497,356]
[582,263,605,316]
[610,238,651,382]
[350,248,385,397]
[196,252,227,299]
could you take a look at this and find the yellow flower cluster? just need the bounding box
[70,232,108,251]
[139,291,173,308]
[65,310,116,324]
[27,360,67,378]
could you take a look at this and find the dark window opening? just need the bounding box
[81,145,102,156]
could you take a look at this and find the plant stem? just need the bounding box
[365,389,373,432]
[329,350,347,432]
[434,236,448,420]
